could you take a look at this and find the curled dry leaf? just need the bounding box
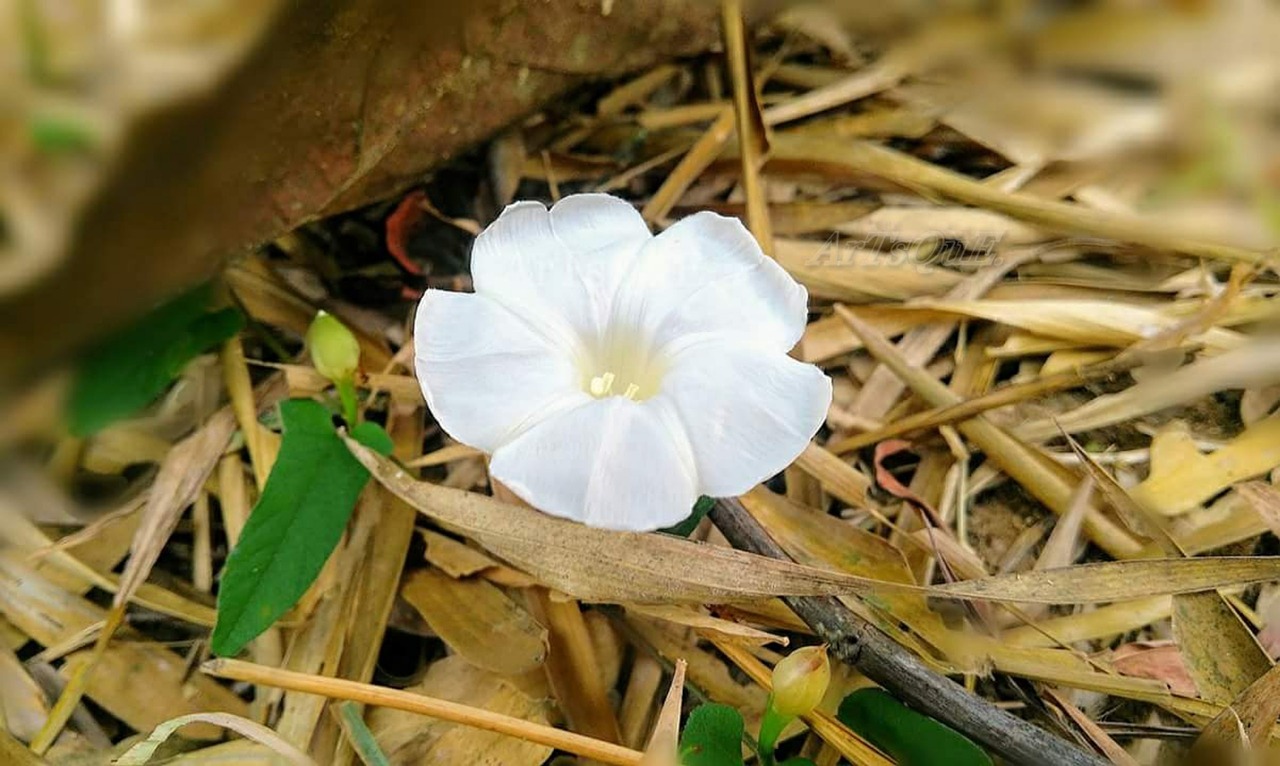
[116,712,314,766]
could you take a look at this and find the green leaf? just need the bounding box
[679,703,745,766]
[778,759,817,766]
[210,399,392,656]
[30,114,95,154]
[662,495,715,537]
[67,284,244,436]
[837,689,992,766]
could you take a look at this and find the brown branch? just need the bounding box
[710,498,1108,766]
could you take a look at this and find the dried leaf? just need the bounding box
[1111,642,1198,697]
[639,659,686,766]
[793,443,871,510]
[420,529,503,578]
[1193,662,1280,757]
[934,558,1280,604]
[400,568,548,676]
[526,590,622,742]
[1132,414,1280,517]
[347,438,896,604]
[1237,482,1280,538]
[367,656,553,766]
[1016,339,1280,441]
[623,604,786,647]
[1173,593,1271,704]
[116,407,238,609]
[351,438,1280,606]
[905,298,1244,352]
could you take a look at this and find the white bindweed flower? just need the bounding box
[414,193,832,531]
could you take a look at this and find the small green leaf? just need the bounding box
[778,759,818,766]
[210,399,392,656]
[679,703,745,766]
[837,688,992,766]
[662,495,715,537]
[30,114,95,154]
[68,284,244,436]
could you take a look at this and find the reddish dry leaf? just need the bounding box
[384,191,428,276]
[873,439,945,527]
[1110,641,1198,697]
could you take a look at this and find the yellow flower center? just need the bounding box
[581,329,665,401]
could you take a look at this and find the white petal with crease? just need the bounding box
[656,337,831,497]
[470,195,652,346]
[489,397,698,531]
[611,212,808,353]
[415,289,583,453]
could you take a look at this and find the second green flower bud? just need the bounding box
[771,645,831,718]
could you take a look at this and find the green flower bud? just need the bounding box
[770,645,831,718]
[306,310,360,383]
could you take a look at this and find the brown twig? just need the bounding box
[709,498,1109,766]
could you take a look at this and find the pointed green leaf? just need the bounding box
[210,399,392,656]
[837,688,992,766]
[679,703,745,766]
[68,283,244,436]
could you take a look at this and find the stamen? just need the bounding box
[589,372,616,397]
[622,383,640,400]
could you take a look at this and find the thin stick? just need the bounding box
[641,108,734,223]
[829,352,1145,454]
[832,303,1145,560]
[202,659,645,766]
[709,499,1109,766]
[721,0,773,251]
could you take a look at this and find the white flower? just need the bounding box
[414,193,832,532]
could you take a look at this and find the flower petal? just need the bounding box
[610,212,809,354]
[489,397,698,532]
[415,289,584,453]
[657,340,832,497]
[470,194,652,346]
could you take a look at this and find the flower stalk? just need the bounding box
[758,645,831,765]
